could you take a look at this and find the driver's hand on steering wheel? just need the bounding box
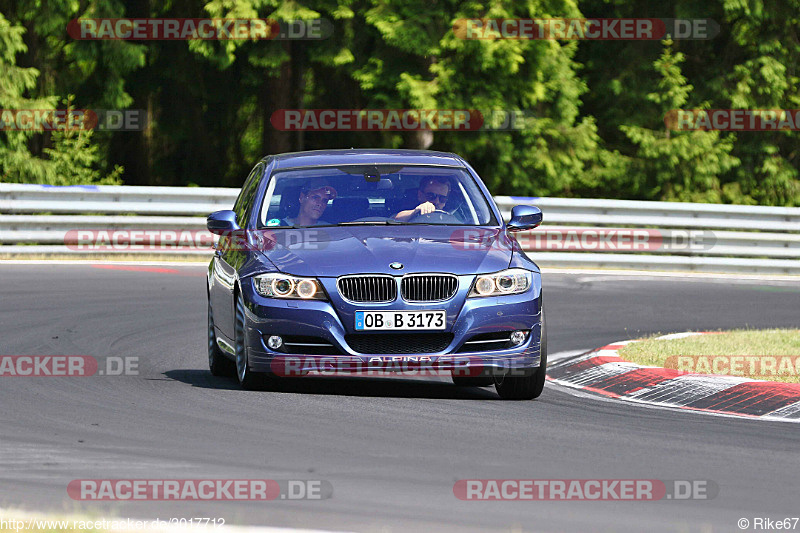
[414,201,436,216]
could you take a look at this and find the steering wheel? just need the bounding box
[409,209,462,224]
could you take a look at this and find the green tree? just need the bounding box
[712,0,800,205]
[0,11,56,181]
[42,96,123,185]
[0,12,121,184]
[339,0,616,197]
[576,0,800,205]
[620,39,739,202]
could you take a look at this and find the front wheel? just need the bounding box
[235,291,262,390]
[494,307,547,400]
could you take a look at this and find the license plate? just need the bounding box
[355,310,446,331]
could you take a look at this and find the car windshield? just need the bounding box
[258,165,497,228]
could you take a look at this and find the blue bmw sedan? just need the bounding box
[206,149,545,399]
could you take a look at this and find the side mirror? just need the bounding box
[507,205,542,232]
[207,210,240,235]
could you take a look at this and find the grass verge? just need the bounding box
[618,329,800,383]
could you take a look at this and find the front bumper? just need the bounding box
[241,275,543,376]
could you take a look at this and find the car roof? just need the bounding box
[267,149,465,170]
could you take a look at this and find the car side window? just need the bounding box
[233,163,264,228]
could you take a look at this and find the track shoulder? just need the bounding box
[548,334,800,422]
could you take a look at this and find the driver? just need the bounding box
[392,176,451,222]
[283,178,337,226]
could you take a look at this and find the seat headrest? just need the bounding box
[327,197,370,223]
[278,186,302,219]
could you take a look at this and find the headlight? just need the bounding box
[254,273,327,300]
[468,269,531,297]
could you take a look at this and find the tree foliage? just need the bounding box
[620,40,740,202]
[1,0,799,205]
[0,10,122,184]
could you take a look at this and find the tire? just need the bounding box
[234,291,262,390]
[452,376,495,387]
[208,300,234,377]
[494,306,547,400]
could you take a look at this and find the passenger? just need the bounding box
[283,179,337,226]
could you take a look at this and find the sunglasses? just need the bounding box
[423,192,449,204]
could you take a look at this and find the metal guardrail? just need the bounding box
[0,183,237,215]
[1,183,799,274]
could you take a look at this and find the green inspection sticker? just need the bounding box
[267,218,281,226]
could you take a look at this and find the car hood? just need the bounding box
[258,225,513,277]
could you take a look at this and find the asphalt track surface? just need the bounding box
[1,263,799,532]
